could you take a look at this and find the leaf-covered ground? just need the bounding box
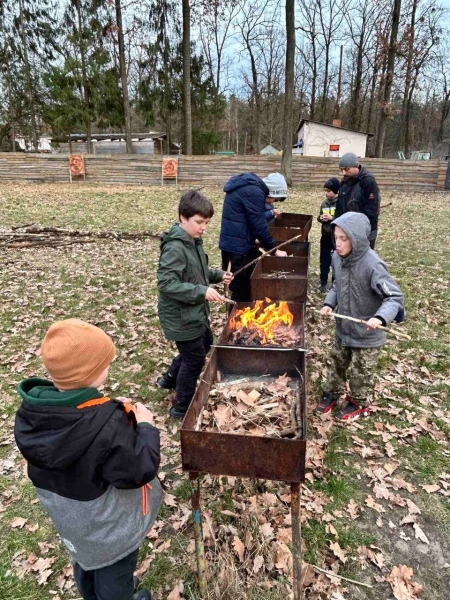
[0,183,449,600]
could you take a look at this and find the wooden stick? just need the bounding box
[312,565,373,588]
[380,202,393,209]
[232,232,305,278]
[313,309,411,340]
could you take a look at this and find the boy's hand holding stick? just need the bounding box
[315,308,410,340]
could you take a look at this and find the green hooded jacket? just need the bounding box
[157,224,224,341]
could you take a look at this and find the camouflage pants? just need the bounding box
[323,337,381,407]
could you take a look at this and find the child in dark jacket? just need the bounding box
[14,319,162,600]
[316,213,404,421]
[219,172,288,302]
[157,190,232,419]
[318,177,339,292]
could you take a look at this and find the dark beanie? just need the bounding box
[324,177,339,194]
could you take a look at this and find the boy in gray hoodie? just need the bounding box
[316,212,404,421]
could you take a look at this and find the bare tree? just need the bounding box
[236,0,278,153]
[115,0,132,153]
[316,0,348,122]
[281,0,295,185]
[344,0,378,130]
[375,0,402,157]
[182,0,192,155]
[297,0,322,121]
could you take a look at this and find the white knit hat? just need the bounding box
[262,173,288,198]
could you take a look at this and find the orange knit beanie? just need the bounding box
[41,319,116,390]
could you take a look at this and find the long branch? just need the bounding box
[232,233,307,278]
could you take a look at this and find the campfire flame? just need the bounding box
[230,298,294,344]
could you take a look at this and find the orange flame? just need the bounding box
[230,298,294,344]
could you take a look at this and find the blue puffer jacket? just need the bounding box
[219,173,277,254]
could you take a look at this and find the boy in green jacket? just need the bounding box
[157,190,232,419]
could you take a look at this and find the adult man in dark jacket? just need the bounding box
[335,153,380,249]
[219,172,288,302]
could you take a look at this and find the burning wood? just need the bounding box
[198,374,300,438]
[228,299,302,347]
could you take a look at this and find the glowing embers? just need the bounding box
[228,298,301,347]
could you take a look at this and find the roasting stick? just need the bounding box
[314,308,411,340]
[232,232,306,278]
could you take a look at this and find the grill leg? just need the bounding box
[190,472,207,597]
[291,482,303,600]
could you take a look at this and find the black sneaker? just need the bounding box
[156,373,176,390]
[316,392,338,414]
[133,576,139,592]
[169,405,187,420]
[335,399,370,422]
[133,590,152,600]
[319,281,327,293]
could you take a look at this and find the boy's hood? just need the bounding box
[160,223,202,250]
[331,213,370,262]
[223,172,269,195]
[15,378,118,470]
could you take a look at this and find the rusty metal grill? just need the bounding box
[269,212,313,241]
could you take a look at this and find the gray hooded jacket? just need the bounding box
[324,213,404,348]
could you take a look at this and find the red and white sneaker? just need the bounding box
[316,392,338,414]
[335,398,370,421]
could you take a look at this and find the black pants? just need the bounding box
[73,549,139,600]
[221,248,261,302]
[319,235,334,284]
[168,326,213,410]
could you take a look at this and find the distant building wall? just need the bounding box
[298,122,368,157]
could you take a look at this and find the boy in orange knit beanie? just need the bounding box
[15,319,162,600]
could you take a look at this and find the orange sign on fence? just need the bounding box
[69,155,86,182]
[162,157,178,185]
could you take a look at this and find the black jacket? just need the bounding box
[14,379,163,570]
[335,166,380,233]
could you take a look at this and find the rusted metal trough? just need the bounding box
[251,255,309,303]
[180,300,307,598]
[269,212,313,242]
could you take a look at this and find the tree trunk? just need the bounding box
[18,0,38,152]
[310,38,317,120]
[75,0,91,154]
[437,90,450,144]
[281,0,295,186]
[366,38,380,133]
[334,45,343,120]
[375,0,401,157]
[349,26,365,130]
[401,0,418,156]
[115,0,132,153]
[182,0,192,155]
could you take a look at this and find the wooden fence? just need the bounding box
[0,152,448,190]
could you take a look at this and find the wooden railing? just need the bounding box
[0,153,448,190]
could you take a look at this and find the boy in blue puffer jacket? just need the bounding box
[317,213,404,421]
[219,172,288,302]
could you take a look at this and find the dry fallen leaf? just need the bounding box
[11,517,28,529]
[413,523,430,545]
[232,536,245,562]
[329,541,348,563]
[386,565,424,600]
[421,484,440,494]
[253,555,264,574]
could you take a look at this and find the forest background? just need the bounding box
[1,0,450,159]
